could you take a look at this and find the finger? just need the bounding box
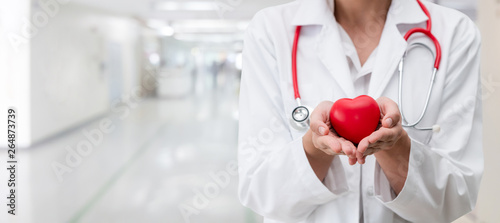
[356,138,370,161]
[357,128,387,160]
[310,101,334,136]
[321,147,335,156]
[327,137,343,154]
[360,155,366,164]
[312,136,334,155]
[367,129,385,144]
[367,127,400,144]
[316,124,329,136]
[338,138,356,157]
[363,149,374,156]
[349,157,357,165]
[316,135,342,154]
[363,148,379,156]
[376,97,401,128]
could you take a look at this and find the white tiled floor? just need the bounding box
[8,86,260,223]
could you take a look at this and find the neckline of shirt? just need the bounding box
[336,23,379,81]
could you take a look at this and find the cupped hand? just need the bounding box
[309,101,358,165]
[355,97,410,164]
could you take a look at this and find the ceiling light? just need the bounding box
[147,19,167,29]
[158,26,175,36]
[154,1,215,11]
[173,33,244,43]
[169,20,250,34]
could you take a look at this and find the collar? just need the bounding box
[290,0,429,27]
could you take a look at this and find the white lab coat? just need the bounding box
[237,0,483,222]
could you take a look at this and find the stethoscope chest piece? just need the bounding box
[292,106,309,122]
[290,105,313,131]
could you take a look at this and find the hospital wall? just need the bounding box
[30,3,142,145]
[1,1,142,146]
[0,0,31,147]
[476,0,500,222]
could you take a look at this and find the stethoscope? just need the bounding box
[290,0,441,133]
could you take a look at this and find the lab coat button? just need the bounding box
[367,186,374,196]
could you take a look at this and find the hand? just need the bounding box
[307,101,358,165]
[355,97,411,164]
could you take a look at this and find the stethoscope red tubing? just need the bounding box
[291,0,442,101]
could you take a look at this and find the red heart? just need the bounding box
[329,95,380,144]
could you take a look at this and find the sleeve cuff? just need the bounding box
[290,136,349,203]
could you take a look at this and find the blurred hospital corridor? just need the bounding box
[1,0,500,222]
[17,81,250,223]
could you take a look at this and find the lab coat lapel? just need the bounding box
[292,0,355,97]
[368,0,428,98]
[368,20,407,99]
[317,22,356,97]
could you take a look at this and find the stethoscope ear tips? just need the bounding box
[432,125,441,133]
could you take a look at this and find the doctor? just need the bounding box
[238,0,483,222]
